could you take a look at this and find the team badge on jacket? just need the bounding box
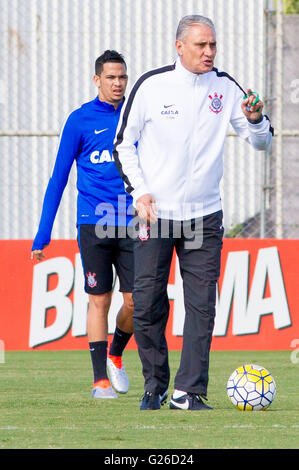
[86,272,97,288]
[138,223,150,241]
[208,93,223,114]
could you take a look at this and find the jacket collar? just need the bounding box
[93,96,125,112]
[175,57,209,85]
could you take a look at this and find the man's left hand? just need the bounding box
[241,88,263,122]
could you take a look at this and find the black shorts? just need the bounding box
[77,224,134,295]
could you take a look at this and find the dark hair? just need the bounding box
[95,50,126,75]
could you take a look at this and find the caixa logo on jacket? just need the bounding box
[208,92,224,114]
[90,150,114,164]
[161,103,179,118]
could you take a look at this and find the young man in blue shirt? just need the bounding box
[31,50,134,399]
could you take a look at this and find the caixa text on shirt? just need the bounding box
[90,149,114,164]
[161,109,179,118]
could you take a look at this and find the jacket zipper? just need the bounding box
[183,74,201,218]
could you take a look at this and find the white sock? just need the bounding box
[173,389,187,399]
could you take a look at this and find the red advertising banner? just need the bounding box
[0,239,298,351]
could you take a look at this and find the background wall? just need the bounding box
[0,0,267,239]
[0,239,297,351]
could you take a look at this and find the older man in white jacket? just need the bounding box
[113,15,273,411]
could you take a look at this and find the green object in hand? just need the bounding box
[243,91,260,112]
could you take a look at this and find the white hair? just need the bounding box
[176,15,216,41]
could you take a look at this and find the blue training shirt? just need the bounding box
[32,97,133,251]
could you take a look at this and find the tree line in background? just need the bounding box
[284,0,299,13]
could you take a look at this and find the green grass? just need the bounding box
[0,350,298,449]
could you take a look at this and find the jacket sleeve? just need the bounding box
[32,111,82,251]
[230,87,274,151]
[113,84,149,206]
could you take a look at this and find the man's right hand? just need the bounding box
[31,250,46,261]
[136,193,158,223]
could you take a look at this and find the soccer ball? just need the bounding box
[227,364,276,411]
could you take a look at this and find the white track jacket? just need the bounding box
[113,58,273,220]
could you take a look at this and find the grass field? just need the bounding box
[0,349,298,450]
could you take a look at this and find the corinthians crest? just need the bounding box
[138,223,150,241]
[208,92,223,114]
[86,272,97,288]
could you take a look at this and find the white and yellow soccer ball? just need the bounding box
[227,364,276,411]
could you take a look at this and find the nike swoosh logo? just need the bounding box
[94,128,109,134]
[164,104,175,108]
[170,398,189,410]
